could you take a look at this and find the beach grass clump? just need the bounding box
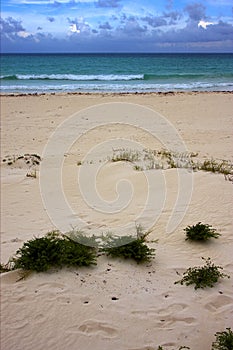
[2,153,41,167]
[110,148,141,163]
[11,231,97,272]
[184,222,221,241]
[101,235,155,263]
[26,169,37,178]
[199,159,233,175]
[175,257,230,289]
[212,328,233,350]
[143,148,198,171]
[133,165,144,171]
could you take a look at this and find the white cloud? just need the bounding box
[69,23,81,33]
[17,30,31,37]
[198,20,214,29]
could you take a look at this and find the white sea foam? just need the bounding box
[14,74,145,81]
[1,81,233,93]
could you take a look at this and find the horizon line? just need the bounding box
[1,51,233,54]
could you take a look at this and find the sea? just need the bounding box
[1,53,233,94]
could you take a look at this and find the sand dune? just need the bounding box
[1,92,233,350]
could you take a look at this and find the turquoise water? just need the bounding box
[1,53,233,93]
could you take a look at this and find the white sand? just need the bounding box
[1,92,233,350]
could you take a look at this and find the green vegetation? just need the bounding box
[11,231,97,272]
[212,328,233,350]
[1,226,156,273]
[175,257,230,289]
[101,235,155,263]
[184,222,221,241]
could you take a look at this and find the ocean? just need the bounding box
[1,53,233,93]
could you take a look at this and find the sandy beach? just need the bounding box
[1,92,233,350]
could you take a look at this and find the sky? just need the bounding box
[1,0,233,53]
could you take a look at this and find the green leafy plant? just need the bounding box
[101,235,155,263]
[212,328,233,350]
[11,231,97,272]
[184,222,221,241]
[175,257,230,289]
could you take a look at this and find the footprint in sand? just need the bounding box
[34,313,47,324]
[157,303,188,315]
[37,282,67,293]
[205,295,233,313]
[67,320,118,338]
[156,316,197,328]
[131,303,188,318]
[8,318,29,330]
[131,303,196,329]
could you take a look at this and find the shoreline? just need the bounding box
[1,90,233,97]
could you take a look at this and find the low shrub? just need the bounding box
[12,231,97,272]
[184,222,221,241]
[175,257,230,289]
[212,328,233,350]
[101,235,155,263]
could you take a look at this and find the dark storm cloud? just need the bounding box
[0,16,25,34]
[47,16,55,22]
[111,15,118,21]
[163,11,182,25]
[50,1,62,7]
[151,20,233,45]
[117,16,147,37]
[204,21,233,41]
[1,0,233,54]
[185,2,206,21]
[141,15,167,28]
[99,22,112,30]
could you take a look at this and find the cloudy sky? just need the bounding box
[1,0,233,52]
